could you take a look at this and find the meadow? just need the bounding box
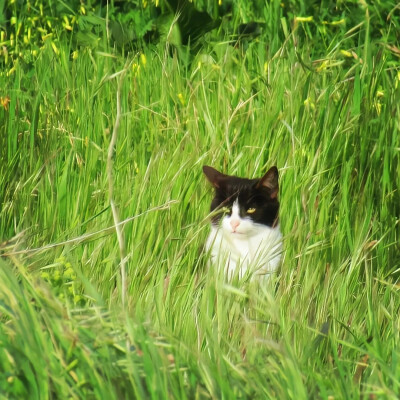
[0,1,399,398]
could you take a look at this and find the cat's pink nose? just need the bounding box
[230,219,240,231]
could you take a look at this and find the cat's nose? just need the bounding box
[230,219,240,231]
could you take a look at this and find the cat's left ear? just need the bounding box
[257,166,279,198]
[203,166,226,188]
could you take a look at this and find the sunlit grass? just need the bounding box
[0,15,399,399]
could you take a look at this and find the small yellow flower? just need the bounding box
[316,60,328,72]
[72,50,78,59]
[140,53,147,67]
[304,97,315,110]
[340,49,352,57]
[0,96,10,110]
[330,19,345,26]
[177,93,185,106]
[74,294,82,304]
[42,33,53,41]
[295,16,313,22]
[63,16,73,31]
[132,62,140,76]
[51,41,59,55]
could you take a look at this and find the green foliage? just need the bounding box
[1,1,399,77]
[0,0,399,398]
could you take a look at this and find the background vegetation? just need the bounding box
[0,0,399,398]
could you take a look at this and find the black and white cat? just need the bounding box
[203,165,282,280]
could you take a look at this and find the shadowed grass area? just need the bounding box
[0,8,399,398]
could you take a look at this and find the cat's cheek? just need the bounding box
[221,216,232,233]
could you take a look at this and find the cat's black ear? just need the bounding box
[203,166,225,188]
[257,166,279,198]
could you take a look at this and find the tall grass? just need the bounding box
[0,9,399,399]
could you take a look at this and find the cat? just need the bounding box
[203,165,282,280]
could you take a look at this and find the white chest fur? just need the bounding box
[205,222,282,280]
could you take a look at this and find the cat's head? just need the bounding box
[203,165,279,236]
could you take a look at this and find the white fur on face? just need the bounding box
[221,199,256,237]
[206,199,282,280]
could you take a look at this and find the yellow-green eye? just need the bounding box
[247,208,256,214]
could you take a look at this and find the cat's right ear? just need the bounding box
[203,166,225,188]
[257,166,279,198]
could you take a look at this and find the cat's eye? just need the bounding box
[247,208,256,214]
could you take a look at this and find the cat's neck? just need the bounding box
[206,224,282,277]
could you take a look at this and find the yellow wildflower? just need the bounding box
[178,93,185,106]
[51,41,59,55]
[304,97,315,110]
[295,16,313,22]
[0,96,10,110]
[340,50,352,57]
[140,53,147,67]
